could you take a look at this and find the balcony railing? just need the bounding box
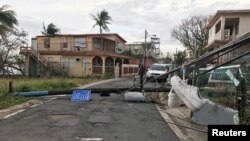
[224,29,237,40]
[34,41,117,53]
[208,29,238,45]
[20,47,47,66]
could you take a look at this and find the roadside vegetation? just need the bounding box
[0,76,108,109]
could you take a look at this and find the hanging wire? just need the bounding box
[126,34,250,91]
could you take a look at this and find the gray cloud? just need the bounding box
[1,0,250,53]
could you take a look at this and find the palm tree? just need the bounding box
[90,9,112,33]
[0,5,18,36]
[41,22,60,35]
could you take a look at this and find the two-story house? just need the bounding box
[20,33,132,77]
[205,9,250,65]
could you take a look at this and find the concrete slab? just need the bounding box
[156,104,208,141]
[192,101,239,125]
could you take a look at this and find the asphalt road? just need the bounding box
[0,78,179,141]
[86,76,167,89]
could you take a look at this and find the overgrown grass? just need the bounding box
[14,78,77,92]
[0,76,109,109]
[0,95,28,109]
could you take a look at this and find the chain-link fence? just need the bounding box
[196,64,250,123]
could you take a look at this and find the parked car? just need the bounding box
[146,63,173,82]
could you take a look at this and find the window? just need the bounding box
[69,58,75,67]
[44,38,50,48]
[32,39,37,50]
[74,37,86,48]
[215,21,221,33]
[63,38,68,48]
[150,64,166,71]
[93,38,101,48]
[60,58,67,66]
[82,59,88,68]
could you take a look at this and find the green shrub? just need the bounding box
[0,76,107,109]
[16,85,32,92]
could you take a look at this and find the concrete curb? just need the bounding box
[156,105,208,141]
[0,100,43,120]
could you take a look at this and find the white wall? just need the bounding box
[208,17,222,44]
[238,15,250,37]
[208,14,250,44]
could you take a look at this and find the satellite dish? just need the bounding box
[116,44,125,54]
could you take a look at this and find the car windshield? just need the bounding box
[150,65,166,71]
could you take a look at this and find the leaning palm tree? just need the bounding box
[90,9,112,33]
[41,22,60,35]
[0,5,18,36]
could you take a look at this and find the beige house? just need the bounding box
[205,9,250,65]
[20,33,139,77]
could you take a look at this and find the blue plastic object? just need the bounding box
[18,91,48,97]
[71,89,91,102]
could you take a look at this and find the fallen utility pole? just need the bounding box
[17,87,171,97]
[194,51,250,78]
[129,32,250,90]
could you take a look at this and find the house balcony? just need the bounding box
[206,18,239,50]
[205,31,235,51]
[30,41,118,55]
[20,45,131,60]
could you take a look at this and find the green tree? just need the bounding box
[0,5,18,36]
[164,52,173,63]
[41,22,60,35]
[90,9,112,33]
[174,50,187,66]
[171,15,209,59]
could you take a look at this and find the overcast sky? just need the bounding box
[2,0,250,54]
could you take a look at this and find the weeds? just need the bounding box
[0,95,28,109]
[0,76,108,109]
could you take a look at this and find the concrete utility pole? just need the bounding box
[138,30,160,90]
[192,38,197,86]
[139,30,147,90]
